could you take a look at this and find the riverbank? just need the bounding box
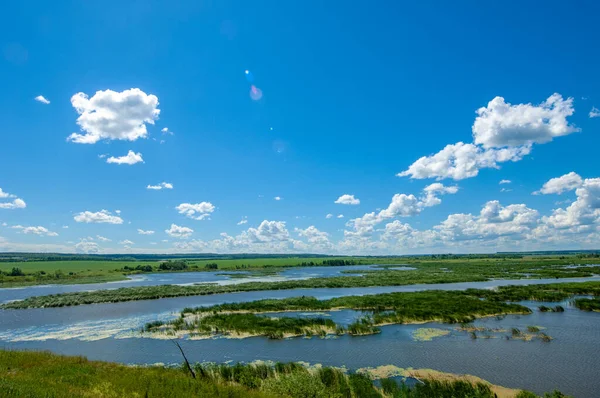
[4,265,600,309]
[0,350,564,397]
[2,255,599,288]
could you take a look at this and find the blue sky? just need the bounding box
[1,1,600,254]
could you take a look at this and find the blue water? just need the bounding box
[1,274,599,397]
[0,265,391,304]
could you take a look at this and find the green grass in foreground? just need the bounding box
[0,350,567,398]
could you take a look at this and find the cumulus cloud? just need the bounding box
[274,196,282,201]
[75,240,101,254]
[67,88,160,144]
[0,188,25,209]
[398,142,531,180]
[74,210,123,224]
[346,184,459,237]
[421,183,459,207]
[534,172,583,195]
[0,198,27,209]
[147,182,173,190]
[399,94,577,181]
[334,194,360,205]
[500,180,512,184]
[472,94,578,148]
[12,225,58,237]
[165,223,194,238]
[540,177,600,230]
[96,235,111,242]
[119,239,134,245]
[246,220,290,242]
[0,189,15,199]
[237,216,248,225]
[161,127,174,135]
[295,226,333,251]
[337,214,344,218]
[137,229,155,235]
[176,202,215,220]
[589,107,600,118]
[325,213,333,219]
[106,150,144,165]
[34,95,50,104]
[174,220,304,254]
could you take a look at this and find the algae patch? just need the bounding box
[411,327,451,341]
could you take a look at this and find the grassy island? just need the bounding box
[143,290,532,339]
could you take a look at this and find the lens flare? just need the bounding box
[249,85,263,101]
[244,70,254,83]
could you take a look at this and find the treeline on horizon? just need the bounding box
[2,250,599,263]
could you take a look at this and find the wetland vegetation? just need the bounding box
[143,290,532,338]
[1,253,599,288]
[0,350,568,398]
[4,257,600,308]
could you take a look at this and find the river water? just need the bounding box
[1,269,599,397]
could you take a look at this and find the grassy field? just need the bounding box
[1,254,599,289]
[0,350,563,398]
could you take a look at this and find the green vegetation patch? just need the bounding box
[145,290,532,339]
[0,350,568,398]
[412,328,451,341]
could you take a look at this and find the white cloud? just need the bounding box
[399,94,577,181]
[237,216,248,225]
[0,189,15,199]
[246,220,290,242]
[295,226,333,251]
[176,202,215,220]
[534,172,583,195]
[67,88,160,144]
[75,241,101,254]
[347,184,459,237]
[421,183,459,207]
[325,213,333,219]
[147,182,173,190]
[334,194,360,205]
[501,188,513,192]
[472,93,578,148]
[499,179,512,184]
[398,142,531,180]
[161,127,174,135]
[540,177,600,230]
[337,214,344,218]
[96,235,111,242]
[165,224,194,238]
[74,210,123,224]
[119,239,134,245]
[62,225,69,229]
[34,95,50,104]
[106,150,144,165]
[274,196,282,201]
[12,225,58,237]
[0,198,27,209]
[137,229,155,235]
[589,107,600,118]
